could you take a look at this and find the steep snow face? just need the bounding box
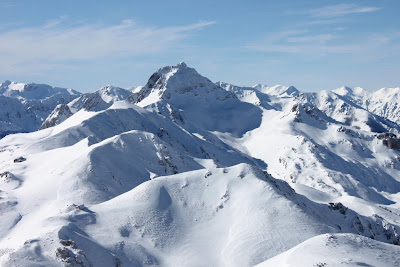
[258,233,400,267]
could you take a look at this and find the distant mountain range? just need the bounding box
[0,63,399,266]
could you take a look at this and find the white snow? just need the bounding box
[257,233,400,267]
[0,63,399,266]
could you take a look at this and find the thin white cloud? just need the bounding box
[247,43,356,54]
[246,30,400,59]
[246,31,357,55]
[286,34,335,44]
[0,19,215,75]
[308,4,381,18]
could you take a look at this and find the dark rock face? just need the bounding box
[13,157,26,163]
[40,104,73,130]
[376,133,400,150]
[329,202,348,215]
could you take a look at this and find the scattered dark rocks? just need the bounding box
[328,202,348,215]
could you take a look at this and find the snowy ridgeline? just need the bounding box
[0,63,400,266]
[0,82,133,137]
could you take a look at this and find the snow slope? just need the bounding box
[0,63,399,266]
[258,233,400,267]
[222,85,400,218]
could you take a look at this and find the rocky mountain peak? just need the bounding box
[129,62,234,106]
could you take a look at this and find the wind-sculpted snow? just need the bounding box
[0,63,400,266]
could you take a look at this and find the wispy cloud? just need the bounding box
[307,4,381,18]
[246,30,400,60]
[0,18,215,75]
[246,31,357,55]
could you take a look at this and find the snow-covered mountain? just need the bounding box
[0,81,81,137]
[40,85,132,129]
[0,80,79,100]
[333,86,400,125]
[0,63,400,266]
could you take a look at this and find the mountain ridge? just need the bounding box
[0,63,400,266]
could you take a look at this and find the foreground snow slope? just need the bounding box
[0,63,399,266]
[257,233,400,267]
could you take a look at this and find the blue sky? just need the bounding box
[0,0,399,92]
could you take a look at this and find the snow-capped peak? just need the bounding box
[372,87,400,99]
[332,86,369,98]
[253,84,299,97]
[97,85,132,103]
[0,80,11,87]
[177,61,187,67]
[145,61,212,94]
[128,62,235,106]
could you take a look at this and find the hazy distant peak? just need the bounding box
[0,80,11,87]
[332,86,368,97]
[253,84,299,97]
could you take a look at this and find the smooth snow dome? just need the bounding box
[0,62,400,267]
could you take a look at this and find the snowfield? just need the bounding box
[0,63,400,266]
[257,233,400,267]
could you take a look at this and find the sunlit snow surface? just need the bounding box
[1,63,400,266]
